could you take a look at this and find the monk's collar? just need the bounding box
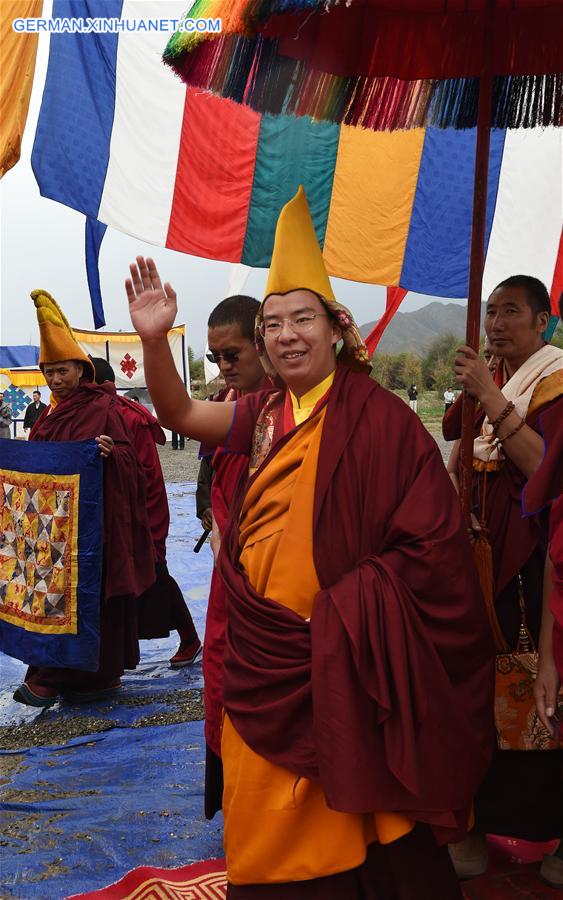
[290,370,335,414]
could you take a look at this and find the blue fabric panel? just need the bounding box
[0,483,210,725]
[31,0,123,217]
[0,482,220,898]
[242,114,339,267]
[0,438,103,670]
[0,721,223,899]
[0,346,39,367]
[86,217,108,328]
[400,127,506,298]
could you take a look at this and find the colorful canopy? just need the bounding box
[31,1,562,331]
[164,1,563,131]
[32,2,562,315]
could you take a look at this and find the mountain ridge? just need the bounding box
[360,301,487,356]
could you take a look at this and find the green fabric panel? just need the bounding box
[242,114,340,268]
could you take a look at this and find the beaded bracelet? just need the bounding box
[491,401,515,433]
[500,417,525,443]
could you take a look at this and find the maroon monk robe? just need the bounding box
[443,371,563,841]
[218,362,495,846]
[117,394,168,562]
[26,382,156,691]
[203,379,271,818]
[114,391,199,644]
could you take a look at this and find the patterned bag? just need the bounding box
[494,577,561,751]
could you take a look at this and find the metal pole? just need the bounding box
[459,0,496,523]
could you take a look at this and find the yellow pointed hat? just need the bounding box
[264,185,335,301]
[258,187,369,374]
[31,289,95,380]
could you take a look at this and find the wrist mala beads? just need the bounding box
[499,417,526,443]
[490,401,515,434]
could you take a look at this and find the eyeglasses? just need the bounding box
[259,314,328,338]
[206,350,240,365]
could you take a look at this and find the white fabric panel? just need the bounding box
[107,337,146,388]
[227,264,252,297]
[483,128,562,300]
[78,331,187,390]
[98,1,186,244]
[168,330,190,394]
[204,341,220,384]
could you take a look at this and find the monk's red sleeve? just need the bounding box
[522,394,563,515]
[310,446,495,843]
[224,390,273,455]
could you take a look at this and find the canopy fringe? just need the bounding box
[164,33,563,130]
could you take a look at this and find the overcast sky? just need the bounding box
[0,1,460,356]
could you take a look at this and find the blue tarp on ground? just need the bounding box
[0,347,40,368]
[0,483,222,899]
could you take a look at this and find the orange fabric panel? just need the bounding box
[0,0,43,177]
[166,89,260,262]
[323,127,425,286]
[238,410,325,620]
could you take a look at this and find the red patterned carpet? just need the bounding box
[68,858,228,899]
[70,841,563,900]
[462,837,562,899]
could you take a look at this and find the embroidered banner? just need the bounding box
[74,325,189,390]
[0,438,103,670]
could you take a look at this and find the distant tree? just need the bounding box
[187,345,205,387]
[550,322,563,350]
[399,353,423,391]
[370,352,394,388]
[432,359,457,395]
[422,333,460,390]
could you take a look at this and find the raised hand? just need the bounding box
[125,256,177,340]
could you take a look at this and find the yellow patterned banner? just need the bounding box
[0,470,79,634]
[0,438,103,670]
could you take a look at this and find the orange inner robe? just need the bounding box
[221,401,413,886]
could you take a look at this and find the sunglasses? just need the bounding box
[206,350,240,365]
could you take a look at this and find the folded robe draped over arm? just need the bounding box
[219,363,495,845]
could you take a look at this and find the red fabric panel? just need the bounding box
[260,5,563,79]
[549,229,563,316]
[365,287,408,356]
[166,89,260,262]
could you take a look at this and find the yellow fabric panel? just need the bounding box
[0,368,46,387]
[290,369,335,425]
[0,0,43,178]
[323,127,425,286]
[73,325,185,343]
[527,369,563,419]
[223,406,412,885]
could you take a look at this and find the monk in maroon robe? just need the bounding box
[445,275,563,883]
[90,357,201,665]
[125,221,495,898]
[197,296,272,818]
[16,377,156,705]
